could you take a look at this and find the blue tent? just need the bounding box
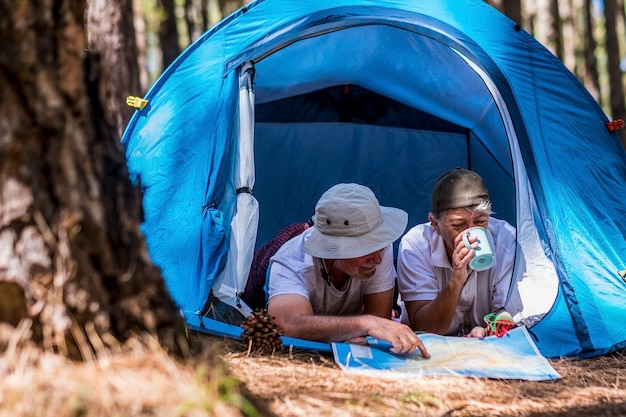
[122,0,626,358]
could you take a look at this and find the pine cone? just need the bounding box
[240,309,283,354]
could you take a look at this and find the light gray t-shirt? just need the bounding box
[397,217,516,335]
[267,228,395,316]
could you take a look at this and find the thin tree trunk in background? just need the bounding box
[485,0,522,23]
[617,0,626,151]
[583,0,602,103]
[0,0,186,359]
[550,0,565,60]
[201,0,209,32]
[158,0,180,69]
[525,0,538,36]
[559,0,577,74]
[184,0,196,44]
[533,0,556,52]
[618,0,626,98]
[217,0,228,19]
[570,0,586,79]
[617,0,626,48]
[217,0,245,19]
[490,0,522,23]
[604,0,626,147]
[133,0,150,93]
[87,0,141,140]
[503,0,522,23]
[619,0,626,42]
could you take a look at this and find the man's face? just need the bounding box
[431,208,489,258]
[334,248,385,280]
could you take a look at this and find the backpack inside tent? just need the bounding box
[121,0,626,359]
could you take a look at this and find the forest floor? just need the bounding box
[2,329,626,417]
[220,336,626,417]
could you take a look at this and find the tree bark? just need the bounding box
[184,0,197,44]
[583,0,602,104]
[217,0,247,20]
[486,0,522,24]
[503,0,522,24]
[549,0,564,61]
[133,0,151,93]
[559,0,577,74]
[604,0,626,147]
[158,0,181,69]
[201,0,209,32]
[87,0,142,139]
[0,0,186,359]
[527,0,563,59]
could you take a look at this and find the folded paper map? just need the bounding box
[332,326,560,381]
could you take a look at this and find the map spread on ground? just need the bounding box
[332,326,560,381]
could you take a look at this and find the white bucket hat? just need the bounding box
[302,183,408,259]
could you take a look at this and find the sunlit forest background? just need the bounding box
[130,0,626,148]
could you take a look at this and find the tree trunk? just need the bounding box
[158,0,181,69]
[604,0,626,147]
[503,0,522,23]
[0,0,186,359]
[525,0,538,36]
[133,0,151,93]
[559,0,577,74]
[217,0,245,20]
[201,0,209,32]
[87,0,142,139]
[184,0,197,44]
[583,0,602,104]
[549,0,564,61]
[487,0,522,24]
[526,0,563,60]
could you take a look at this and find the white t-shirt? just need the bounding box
[397,217,516,335]
[267,228,396,316]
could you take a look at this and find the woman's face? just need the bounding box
[431,208,489,258]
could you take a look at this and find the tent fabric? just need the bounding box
[209,63,259,318]
[122,0,626,358]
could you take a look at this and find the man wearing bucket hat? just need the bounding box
[267,183,430,357]
[397,168,516,338]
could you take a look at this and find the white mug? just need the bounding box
[461,227,495,271]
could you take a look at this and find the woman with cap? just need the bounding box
[397,168,516,338]
[267,183,429,357]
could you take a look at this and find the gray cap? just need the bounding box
[431,168,489,212]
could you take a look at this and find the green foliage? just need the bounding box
[398,391,441,408]
[175,363,261,417]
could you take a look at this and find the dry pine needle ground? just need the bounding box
[0,329,253,417]
[2,326,626,417]
[219,336,626,417]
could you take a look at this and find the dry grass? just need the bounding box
[0,330,255,417]
[2,327,626,417]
